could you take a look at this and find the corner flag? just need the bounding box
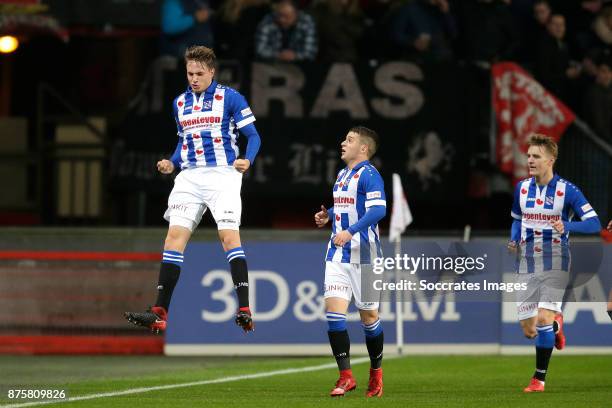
[389,173,412,242]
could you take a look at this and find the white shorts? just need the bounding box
[163,166,242,232]
[516,270,567,321]
[324,261,379,310]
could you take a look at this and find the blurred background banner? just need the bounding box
[165,241,612,355]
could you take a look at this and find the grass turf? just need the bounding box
[0,355,611,407]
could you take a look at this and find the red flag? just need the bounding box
[491,62,575,182]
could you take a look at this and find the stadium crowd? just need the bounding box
[159,0,612,144]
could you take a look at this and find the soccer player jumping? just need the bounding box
[125,46,261,334]
[508,134,600,392]
[314,126,386,398]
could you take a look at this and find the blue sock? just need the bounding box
[155,250,184,310]
[327,312,350,371]
[534,324,554,382]
[363,319,384,369]
[226,247,249,309]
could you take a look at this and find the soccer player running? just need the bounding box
[125,46,261,333]
[508,134,601,392]
[314,126,386,398]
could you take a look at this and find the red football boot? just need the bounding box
[330,369,357,397]
[124,306,167,334]
[235,307,255,332]
[523,378,545,393]
[366,368,383,398]
[554,313,565,350]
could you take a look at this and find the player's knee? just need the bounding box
[219,234,240,251]
[523,327,537,339]
[359,310,379,326]
[537,312,555,326]
[165,229,188,251]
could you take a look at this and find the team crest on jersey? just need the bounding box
[545,196,554,206]
[203,100,212,110]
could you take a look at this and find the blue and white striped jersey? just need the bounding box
[511,174,598,272]
[326,160,386,264]
[173,80,255,168]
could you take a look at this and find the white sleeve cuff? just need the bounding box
[581,210,598,219]
[236,116,256,129]
[511,211,522,220]
[365,200,386,208]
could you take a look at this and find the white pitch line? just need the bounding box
[2,356,378,407]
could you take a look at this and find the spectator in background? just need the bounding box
[566,0,605,58]
[359,0,402,59]
[534,14,581,103]
[310,0,364,63]
[520,0,552,63]
[573,6,612,80]
[593,5,612,51]
[216,0,271,60]
[458,0,520,64]
[583,58,612,144]
[161,0,215,58]
[532,0,553,39]
[390,0,457,61]
[255,0,317,61]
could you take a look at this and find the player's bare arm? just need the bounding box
[314,205,329,227]
[157,159,175,174]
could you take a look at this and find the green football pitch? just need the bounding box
[1,355,611,407]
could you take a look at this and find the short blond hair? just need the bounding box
[184,45,217,70]
[527,133,558,160]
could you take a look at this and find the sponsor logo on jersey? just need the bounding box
[367,191,382,199]
[334,197,355,204]
[581,203,593,213]
[180,116,221,128]
[523,213,561,222]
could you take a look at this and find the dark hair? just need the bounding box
[349,126,379,158]
[184,45,217,71]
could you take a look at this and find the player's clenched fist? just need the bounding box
[551,219,565,234]
[333,230,353,246]
[157,159,175,174]
[314,205,329,228]
[233,159,251,173]
[507,240,518,254]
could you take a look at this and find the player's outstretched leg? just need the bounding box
[225,245,254,332]
[524,323,555,392]
[553,313,565,350]
[124,249,183,333]
[125,226,190,333]
[363,318,384,397]
[327,311,356,397]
